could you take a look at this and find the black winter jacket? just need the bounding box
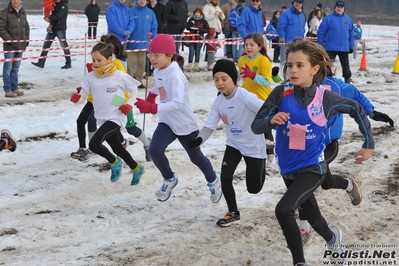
[147,1,166,34]
[165,0,188,34]
[0,3,30,51]
[49,0,69,31]
[186,16,209,38]
[85,2,100,22]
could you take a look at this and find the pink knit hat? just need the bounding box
[148,34,176,54]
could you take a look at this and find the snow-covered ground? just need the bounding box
[0,14,398,265]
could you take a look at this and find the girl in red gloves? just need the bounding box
[70,42,145,186]
[71,34,151,163]
[134,34,221,203]
[237,32,275,164]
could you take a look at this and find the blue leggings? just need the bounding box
[149,123,216,182]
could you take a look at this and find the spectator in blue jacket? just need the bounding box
[277,0,306,69]
[353,18,364,59]
[105,0,135,44]
[296,65,394,247]
[127,0,157,87]
[317,0,354,83]
[237,0,263,41]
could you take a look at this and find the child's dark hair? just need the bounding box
[272,10,280,20]
[243,33,272,63]
[283,38,333,84]
[100,34,127,61]
[172,54,185,72]
[192,7,204,16]
[91,42,114,59]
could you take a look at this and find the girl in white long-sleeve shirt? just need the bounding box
[70,42,145,186]
[189,59,266,227]
[134,34,220,203]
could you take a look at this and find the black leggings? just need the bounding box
[77,102,96,149]
[87,21,98,38]
[299,140,349,220]
[221,145,266,213]
[0,139,5,151]
[89,121,138,169]
[77,102,135,150]
[276,170,333,264]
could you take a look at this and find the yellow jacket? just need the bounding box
[238,54,272,101]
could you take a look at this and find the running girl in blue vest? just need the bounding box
[251,38,374,266]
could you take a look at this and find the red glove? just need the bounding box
[70,93,81,103]
[135,98,158,114]
[86,63,93,72]
[119,104,132,115]
[76,87,82,93]
[240,64,256,80]
[146,92,158,103]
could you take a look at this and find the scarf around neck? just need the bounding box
[93,62,117,77]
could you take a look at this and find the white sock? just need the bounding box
[299,220,310,233]
[137,132,150,147]
[346,179,354,192]
[208,176,218,185]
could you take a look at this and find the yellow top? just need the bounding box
[238,54,272,101]
[87,59,129,103]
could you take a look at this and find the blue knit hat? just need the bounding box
[335,1,345,7]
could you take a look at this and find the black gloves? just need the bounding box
[371,110,394,127]
[272,66,280,77]
[349,49,354,54]
[188,137,203,148]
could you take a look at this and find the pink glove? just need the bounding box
[146,92,158,103]
[70,93,81,103]
[135,98,158,114]
[240,64,256,80]
[119,104,132,115]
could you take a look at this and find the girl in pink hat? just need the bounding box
[135,34,222,203]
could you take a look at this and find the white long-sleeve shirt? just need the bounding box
[79,70,140,127]
[150,61,199,135]
[204,87,266,159]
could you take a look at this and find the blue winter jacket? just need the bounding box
[128,5,158,50]
[237,4,264,40]
[277,4,306,43]
[354,25,362,41]
[105,0,135,42]
[323,76,374,146]
[317,11,354,52]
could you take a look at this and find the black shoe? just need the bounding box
[31,62,44,68]
[138,84,145,89]
[216,211,240,227]
[61,64,71,69]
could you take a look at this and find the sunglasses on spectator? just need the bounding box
[251,0,261,2]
